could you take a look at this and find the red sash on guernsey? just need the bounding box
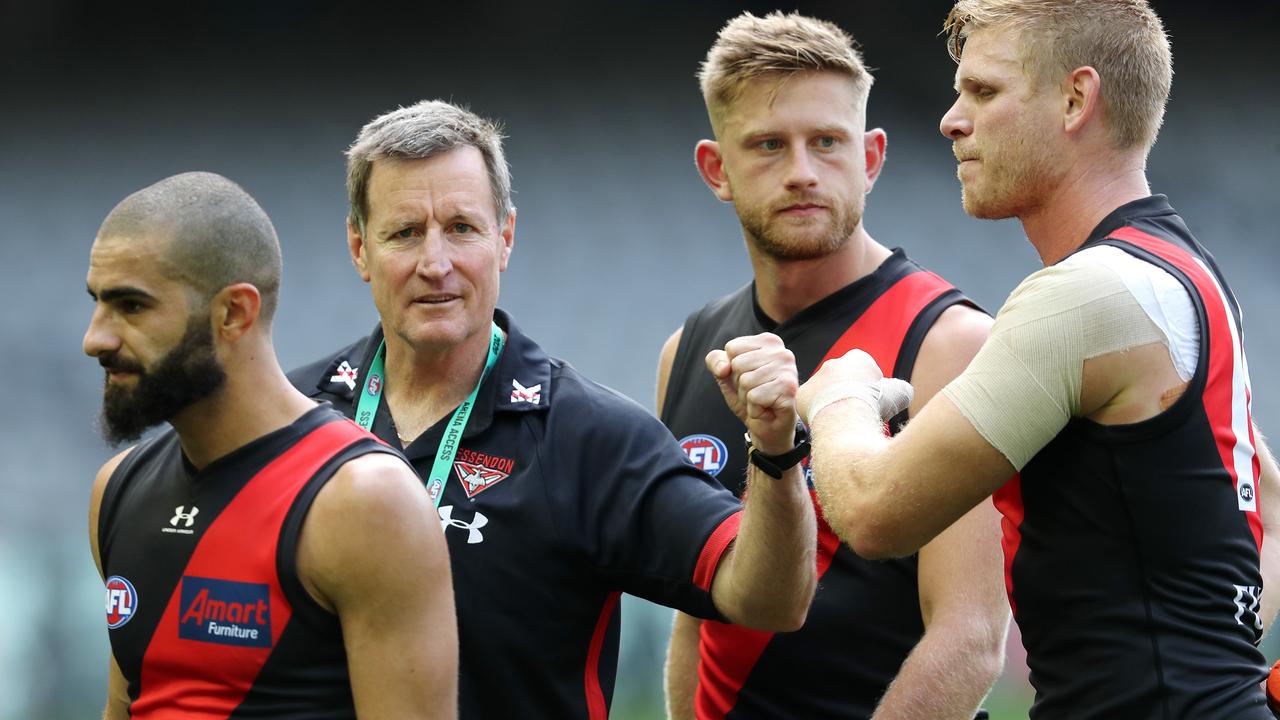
[130,419,370,719]
[695,270,958,720]
[992,227,1262,616]
[1105,228,1261,550]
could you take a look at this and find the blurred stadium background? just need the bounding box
[2,1,1276,717]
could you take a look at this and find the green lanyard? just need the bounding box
[355,322,505,507]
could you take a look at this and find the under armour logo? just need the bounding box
[511,379,541,404]
[1233,584,1263,636]
[170,506,199,528]
[438,505,488,544]
[330,361,359,391]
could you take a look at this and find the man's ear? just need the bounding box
[695,140,734,203]
[498,209,515,272]
[347,217,371,283]
[1063,66,1102,135]
[212,283,262,343]
[863,128,888,193]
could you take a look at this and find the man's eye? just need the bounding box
[759,139,782,151]
[816,136,837,148]
[121,301,145,314]
[393,227,416,239]
[451,222,474,234]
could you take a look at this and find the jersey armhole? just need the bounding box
[888,290,975,434]
[97,442,153,573]
[276,439,402,628]
[1077,239,1213,438]
[660,307,707,425]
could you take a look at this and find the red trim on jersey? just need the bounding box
[696,619,773,719]
[694,511,743,591]
[694,270,957,718]
[1108,227,1262,551]
[130,419,367,719]
[696,491,842,720]
[817,271,954,375]
[991,476,1024,615]
[584,591,621,720]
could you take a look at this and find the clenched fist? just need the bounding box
[797,349,914,426]
[706,333,799,456]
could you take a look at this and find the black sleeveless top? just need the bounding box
[995,196,1269,719]
[99,405,394,719]
[662,249,976,719]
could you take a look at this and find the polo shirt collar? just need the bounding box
[348,308,552,446]
[466,308,553,437]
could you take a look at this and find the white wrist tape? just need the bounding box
[805,377,914,425]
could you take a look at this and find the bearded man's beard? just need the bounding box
[99,318,227,445]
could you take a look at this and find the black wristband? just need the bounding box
[745,424,811,479]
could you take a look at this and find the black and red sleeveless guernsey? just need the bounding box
[97,404,397,719]
[662,249,978,719]
[994,195,1269,719]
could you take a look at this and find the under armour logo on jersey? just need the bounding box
[1233,584,1263,637]
[438,505,488,544]
[163,506,200,534]
[511,379,541,404]
[330,361,359,391]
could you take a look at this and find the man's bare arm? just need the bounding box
[299,452,458,719]
[704,333,817,631]
[867,306,1009,719]
[102,657,130,720]
[656,327,704,720]
[1255,426,1280,632]
[873,502,1008,719]
[802,356,1016,560]
[666,609,703,720]
[90,449,133,720]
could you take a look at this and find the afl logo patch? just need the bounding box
[679,434,727,476]
[105,576,138,629]
[366,373,382,396]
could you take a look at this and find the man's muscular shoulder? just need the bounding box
[656,326,685,415]
[909,304,992,413]
[296,451,440,612]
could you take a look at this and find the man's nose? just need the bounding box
[83,307,121,359]
[783,146,819,191]
[940,99,973,141]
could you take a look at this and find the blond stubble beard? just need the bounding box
[737,195,864,261]
[959,123,1065,221]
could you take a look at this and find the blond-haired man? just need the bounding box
[799,1,1280,717]
[660,12,1008,720]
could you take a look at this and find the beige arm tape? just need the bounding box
[942,252,1167,470]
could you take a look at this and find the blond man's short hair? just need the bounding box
[943,0,1172,153]
[699,11,873,130]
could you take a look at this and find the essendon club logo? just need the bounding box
[178,576,272,648]
[105,576,138,629]
[454,448,515,498]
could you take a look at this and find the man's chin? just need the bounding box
[961,191,1015,221]
[754,230,847,261]
[99,411,163,447]
[401,321,475,352]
